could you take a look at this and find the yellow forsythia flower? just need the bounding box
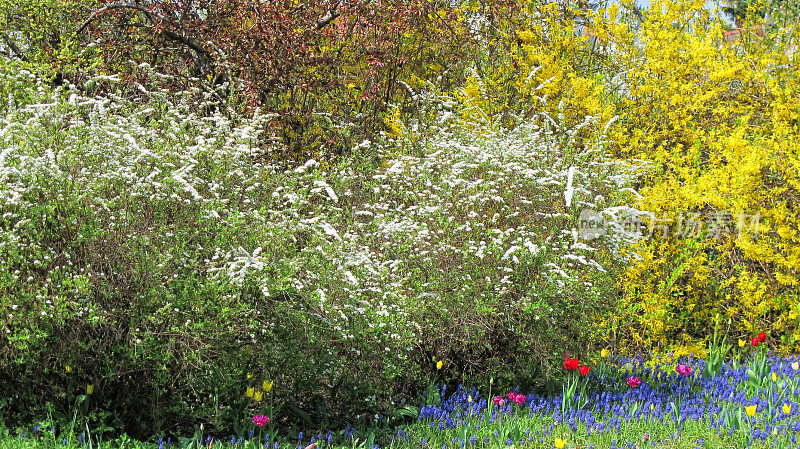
[516,29,535,44]
[65,365,72,373]
[601,349,610,358]
[783,403,792,415]
[253,390,263,402]
[772,372,778,382]
[263,380,273,392]
[86,384,94,395]
[739,339,746,348]
[436,360,443,370]
[745,405,757,417]
[246,387,254,398]
[792,361,799,371]
[247,373,253,379]
[554,437,566,448]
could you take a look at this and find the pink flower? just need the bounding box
[507,392,526,404]
[626,376,641,388]
[252,415,270,427]
[492,395,506,406]
[675,364,692,376]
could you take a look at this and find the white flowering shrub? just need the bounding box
[0,64,639,434]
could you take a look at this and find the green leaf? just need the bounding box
[285,403,312,425]
[365,432,375,449]
[394,405,419,419]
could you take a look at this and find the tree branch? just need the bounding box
[316,2,341,29]
[76,1,209,57]
[161,28,209,57]
[1,32,28,62]
[78,2,165,36]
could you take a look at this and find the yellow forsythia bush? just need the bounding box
[598,0,800,354]
[455,1,615,132]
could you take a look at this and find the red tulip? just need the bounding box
[758,332,767,342]
[579,364,590,376]
[564,357,580,371]
[751,337,759,346]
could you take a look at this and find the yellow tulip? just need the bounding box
[436,360,443,370]
[554,437,566,448]
[783,403,792,415]
[738,339,746,348]
[792,361,799,371]
[86,384,94,395]
[246,387,254,398]
[772,372,778,382]
[468,395,472,403]
[745,405,757,417]
[253,390,263,402]
[490,377,494,385]
[601,349,610,358]
[247,373,253,379]
[65,365,72,373]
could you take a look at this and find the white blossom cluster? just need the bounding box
[0,65,642,368]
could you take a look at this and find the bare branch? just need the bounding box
[77,2,169,35]
[76,1,209,57]
[316,2,341,29]
[0,32,28,62]
[161,28,209,57]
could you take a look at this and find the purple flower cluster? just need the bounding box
[415,353,800,447]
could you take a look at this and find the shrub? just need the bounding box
[0,60,636,436]
[595,0,800,355]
